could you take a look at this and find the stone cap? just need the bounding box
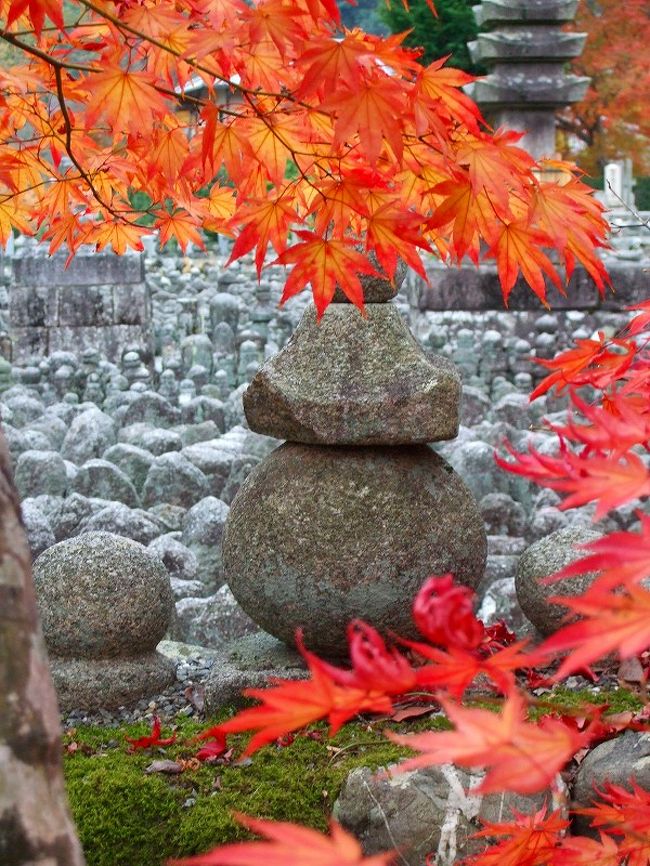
[243,302,461,446]
[469,71,589,108]
[473,0,579,28]
[468,29,586,65]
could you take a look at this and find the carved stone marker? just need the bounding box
[468,0,589,159]
[223,280,487,657]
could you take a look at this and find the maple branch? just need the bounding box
[0,32,97,73]
[52,65,132,221]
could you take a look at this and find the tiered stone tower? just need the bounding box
[468,0,589,159]
[223,277,487,657]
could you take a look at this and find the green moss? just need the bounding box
[64,714,442,866]
[64,688,640,866]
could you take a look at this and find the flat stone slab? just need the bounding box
[244,303,460,445]
[203,631,308,714]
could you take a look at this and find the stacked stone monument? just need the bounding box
[468,0,589,160]
[223,273,488,657]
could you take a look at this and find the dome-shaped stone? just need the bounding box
[34,531,173,659]
[515,526,601,637]
[224,443,487,656]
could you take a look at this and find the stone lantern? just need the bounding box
[468,0,589,160]
[223,274,487,658]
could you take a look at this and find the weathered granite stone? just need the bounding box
[14,449,68,499]
[4,393,44,427]
[49,492,95,541]
[72,458,140,507]
[460,386,491,425]
[77,502,162,545]
[119,423,183,456]
[20,499,56,557]
[181,396,225,430]
[244,303,461,445]
[178,420,221,446]
[180,496,230,588]
[224,443,487,655]
[516,526,601,636]
[120,391,180,428]
[103,442,155,492]
[220,454,260,505]
[181,443,233,498]
[331,256,407,303]
[572,732,650,836]
[34,531,173,658]
[147,535,199,582]
[147,503,187,532]
[25,413,69,449]
[203,631,308,713]
[334,764,550,866]
[172,585,258,648]
[61,407,117,464]
[480,493,526,537]
[142,452,210,508]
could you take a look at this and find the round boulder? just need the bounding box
[515,526,601,636]
[224,443,487,656]
[14,450,68,499]
[34,531,173,659]
[142,452,210,508]
[572,732,650,836]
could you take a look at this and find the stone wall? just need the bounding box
[9,248,153,364]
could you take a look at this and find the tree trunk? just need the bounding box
[0,431,85,865]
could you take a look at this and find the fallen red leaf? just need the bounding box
[125,716,177,750]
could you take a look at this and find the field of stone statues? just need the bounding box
[2,237,648,866]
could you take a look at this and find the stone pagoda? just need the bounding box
[223,275,487,657]
[468,0,589,159]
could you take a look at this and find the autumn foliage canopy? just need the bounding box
[0,0,611,317]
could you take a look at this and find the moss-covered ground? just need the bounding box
[63,686,643,866]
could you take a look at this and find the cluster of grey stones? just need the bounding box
[0,243,640,704]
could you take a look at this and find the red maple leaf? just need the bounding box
[125,716,177,750]
[388,691,587,794]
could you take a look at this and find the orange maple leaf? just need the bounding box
[155,209,206,253]
[540,585,650,678]
[388,691,586,794]
[552,833,621,866]
[553,451,650,518]
[6,0,63,37]
[274,232,379,317]
[406,641,533,699]
[295,30,374,98]
[198,623,417,756]
[486,219,563,307]
[169,813,395,866]
[84,66,169,134]
[468,806,568,866]
[366,199,431,281]
[530,332,635,400]
[227,198,298,277]
[545,514,650,592]
[413,56,483,136]
[84,219,146,255]
[326,76,406,164]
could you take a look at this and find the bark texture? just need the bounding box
[0,430,85,865]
